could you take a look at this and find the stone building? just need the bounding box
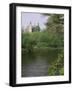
[23,22,32,33]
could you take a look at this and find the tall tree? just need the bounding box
[45,14,64,34]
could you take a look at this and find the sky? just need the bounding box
[21,12,48,30]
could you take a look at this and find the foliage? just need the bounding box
[22,32,36,52]
[45,14,64,34]
[32,23,40,32]
[22,30,64,52]
[48,50,64,75]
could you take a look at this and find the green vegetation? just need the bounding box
[45,14,64,33]
[22,31,64,52]
[32,23,40,32]
[48,50,64,75]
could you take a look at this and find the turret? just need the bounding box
[28,22,32,32]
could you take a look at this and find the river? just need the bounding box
[21,48,60,77]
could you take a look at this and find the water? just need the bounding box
[21,49,60,77]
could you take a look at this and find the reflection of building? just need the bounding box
[23,22,32,32]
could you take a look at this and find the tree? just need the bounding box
[45,14,64,34]
[32,23,40,32]
[45,14,64,47]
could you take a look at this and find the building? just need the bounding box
[22,22,40,33]
[23,22,32,33]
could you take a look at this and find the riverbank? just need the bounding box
[22,47,63,53]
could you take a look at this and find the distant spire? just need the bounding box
[29,21,32,32]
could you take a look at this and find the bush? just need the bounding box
[22,31,64,52]
[48,50,64,75]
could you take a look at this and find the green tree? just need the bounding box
[22,33,35,52]
[32,23,40,32]
[45,14,64,34]
[45,14,64,47]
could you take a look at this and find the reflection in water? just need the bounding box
[21,49,59,77]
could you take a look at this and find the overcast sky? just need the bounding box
[21,12,48,30]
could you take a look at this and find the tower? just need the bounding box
[28,22,32,32]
